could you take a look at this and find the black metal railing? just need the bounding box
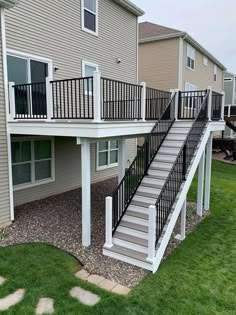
[111,93,177,233]
[224,105,236,118]
[211,91,222,120]
[145,88,171,120]
[13,82,47,119]
[51,77,94,119]
[101,78,142,120]
[178,90,206,119]
[155,90,209,243]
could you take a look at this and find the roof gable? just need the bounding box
[139,21,182,40]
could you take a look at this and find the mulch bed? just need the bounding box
[0,179,209,288]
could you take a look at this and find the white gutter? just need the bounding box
[113,0,145,16]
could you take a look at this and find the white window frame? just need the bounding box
[97,140,119,171]
[12,137,55,191]
[82,60,99,95]
[214,65,217,82]
[203,56,208,67]
[81,0,98,36]
[186,44,195,71]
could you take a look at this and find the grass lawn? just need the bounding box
[0,160,235,314]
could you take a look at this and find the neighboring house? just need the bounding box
[138,22,226,92]
[223,71,236,137]
[0,1,225,273]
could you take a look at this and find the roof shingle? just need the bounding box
[139,22,182,40]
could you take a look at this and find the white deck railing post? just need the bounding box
[93,70,101,122]
[46,77,53,121]
[104,196,113,249]
[221,91,225,121]
[228,105,231,118]
[8,82,16,121]
[140,81,146,121]
[207,86,212,121]
[174,89,179,120]
[147,205,156,262]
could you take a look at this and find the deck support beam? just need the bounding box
[81,138,91,247]
[197,149,206,216]
[204,133,213,211]
[175,199,186,241]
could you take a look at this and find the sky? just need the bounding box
[133,0,236,73]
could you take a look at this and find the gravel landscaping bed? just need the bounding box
[0,178,209,288]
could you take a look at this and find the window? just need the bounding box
[214,65,217,82]
[82,61,98,94]
[187,44,195,70]
[82,0,98,35]
[12,138,54,190]
[97,140,118,170]
[224,78,233,82]
[184,82,197,108]
[203,56,208,66]
[185,82,197,92]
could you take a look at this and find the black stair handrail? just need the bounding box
[155,89,210,244]
[111,92,177,234]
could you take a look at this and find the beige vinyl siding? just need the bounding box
[5,0,137,83]
[138,38,179,90]
[14,137,137,206]
[182,40,223,92]
[0,12,11,226]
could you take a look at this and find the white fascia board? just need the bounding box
[7,121,154,138]
[139,32,185,44]
[113,0,144,16]
[0,0,18,8]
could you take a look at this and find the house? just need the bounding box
[0,1,225,272]
[223,71,236,138]
[138,22,226,92]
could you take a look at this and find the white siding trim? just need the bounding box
[1,7,14,221]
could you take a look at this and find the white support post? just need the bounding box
[204,133,213,211]
[46,77,53,121]
[147,205,156,263]
[207,86,212,121]
[8,82,15,121]
[118,137,126,183]
[104,196,113,249]
[93,70,101,122]
[140,81,146,121]
[174,89,179,120]
[175,199,186,241]
[228,105,231,118]
[81,138,91,247]
[197,149,206,216]
[221,91,225,121]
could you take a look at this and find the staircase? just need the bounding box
[103,88,224,272]
[103,120,193,270]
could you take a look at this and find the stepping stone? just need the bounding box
[70,287,101,306]
[0,276,5,286]
[36,298,54,315]
[75,269,90,281]
[111,284,131,295]
[0,289,25,311]
[87,274,104,285]
[98,279,117,291]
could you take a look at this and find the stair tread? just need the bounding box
[131,199,154,209]
[120,220,148,233]
[140,182,163,189]
[114,232,148,247]
[107,244,150,263]
[126,210,148,220]
[136,190,158,199]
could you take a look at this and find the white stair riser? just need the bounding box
[127,205,147,215]
[166,135,186,141]
[148,169,169,177]
[159,148,179,155]
[103,249,153,271]
[123,214,148,226]
[170,128,189,134]
[142,178,165,186]
[151,162,172,169]
[138,186,161,195]
[113,238,148,254]
[133,195,156,205]
[117,226,148,239]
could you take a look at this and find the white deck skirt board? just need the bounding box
[103,120,225,271]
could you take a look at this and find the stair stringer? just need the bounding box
[152,122,212,273]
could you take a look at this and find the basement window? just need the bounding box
[97,140,118,170]
[82,0,98,35]
[12,138,55,190]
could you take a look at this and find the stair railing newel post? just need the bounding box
[8,81,16,121]
[220,91,225,121]
[207,86,212,121]
[104,196,113,249]
[93,70,101,122]
[147,205,157,263]
[46,77,53,121]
